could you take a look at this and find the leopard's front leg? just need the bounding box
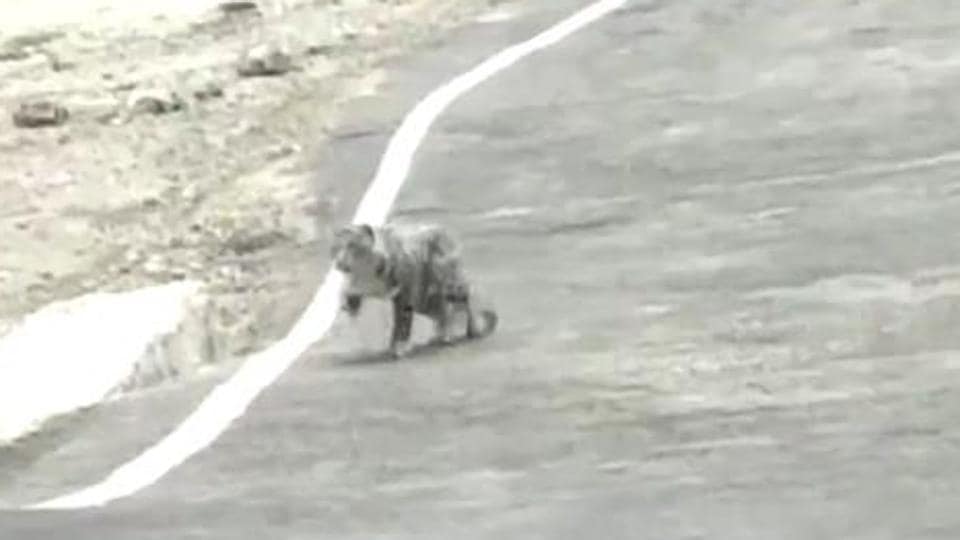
[389,294,415,359]
[342,293,363,317]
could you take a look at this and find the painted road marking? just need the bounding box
[28,0,630,510]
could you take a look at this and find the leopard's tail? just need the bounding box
[467,306,497,340]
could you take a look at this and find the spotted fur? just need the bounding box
[331,222,497,358]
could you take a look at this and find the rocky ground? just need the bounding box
[0,0,515,360]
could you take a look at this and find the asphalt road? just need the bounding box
[5,0,960,538]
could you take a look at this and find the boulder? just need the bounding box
[12,100,69,128]
[236,43,294,77]
[126,87,186,116]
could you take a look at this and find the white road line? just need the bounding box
[27,0,629,510]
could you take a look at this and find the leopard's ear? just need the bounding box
[333,223,374,241]
[357,223,375,240]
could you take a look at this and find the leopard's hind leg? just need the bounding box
[447,285,496,340]
[465,300,498,340]
[430,298,456,346]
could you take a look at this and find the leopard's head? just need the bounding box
[330,224,379,275]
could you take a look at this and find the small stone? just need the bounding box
[12,100,69,128]
[218,1,260,13]
[335,22,361,41]
[0,48,30,62]
[193,81,224,101]
[223,230,287,255]
[180,183,199,202]
[124,248,143,264]
[217,265,241,281]
[45,170,74,188]
[126,88,186,116]
[108,80,138,92]
[141,196,163,210]
[305,43,335,56]
[37,50,73,72]
[264,142,300,160]
[236,43,294,77]
[143,255,166,275]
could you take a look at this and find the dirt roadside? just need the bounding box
[0,0,516,364]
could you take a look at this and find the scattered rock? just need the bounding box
[49,59,76,72]
[218,1,260,13]
[334,22,362,42]
[124,248,144,265]
[193,81,225,101]
[0,48,31,62]
[222,230,289,255]
[236,43,294,77]
[264,142,300,160]
[36,49,74,72]
[12,100,69,128]
[143,254,168,276]
[141,195,164,210]
[180,183,200,203]
[3,30,64,51]
[126,87,186,116]
[305,43,335,56]
[107,79,138,92]
[43,171,75,189]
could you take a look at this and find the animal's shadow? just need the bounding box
[327,335,478,368]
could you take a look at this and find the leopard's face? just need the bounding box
[331,224,379,274]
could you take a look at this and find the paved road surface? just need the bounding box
[5,0,960,538]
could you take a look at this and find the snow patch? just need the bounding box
[0,280,213,445]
